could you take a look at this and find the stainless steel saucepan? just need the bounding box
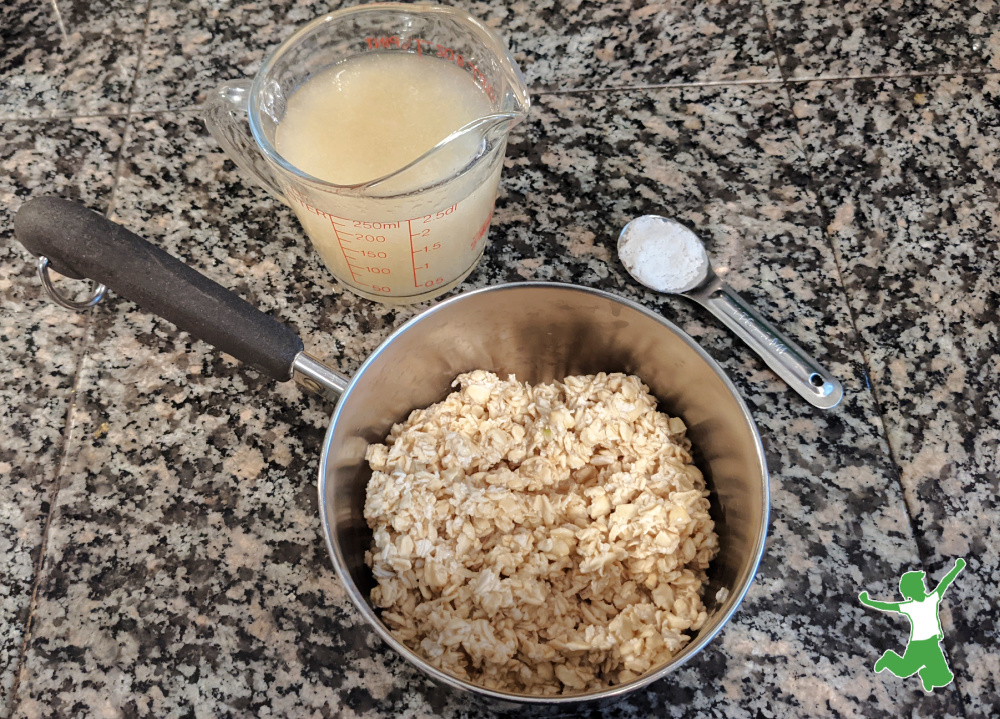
[15,197,769,705]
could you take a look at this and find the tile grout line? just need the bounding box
[0,68,997,124]
[106,0,155,217]
[0,15,988,710]
[0,110,130,123]
[781,66,1000,84]
[0,106,206,125]
[528,67,1000,97]
[3,311,96,719]
[2,0,156,714]
[529,20,982,707]
[755,8,955,614]
[531,77,785,95]
[742,8,948,680]
[48,0,66,38]
[804,199,972,716]
[760,4,970,706]
[767,53,972,718]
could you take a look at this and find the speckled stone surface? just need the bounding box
[133,0,324,112]
[3,94,955,719]
[1,0,998,717]
[0,0,148,119]
[763,0,1000,79]
[0,116,124,714]
[131,0,778,112]
[792,74,1000,716]
[458,0,781,90]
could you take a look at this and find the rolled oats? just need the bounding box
[364,371,719,695]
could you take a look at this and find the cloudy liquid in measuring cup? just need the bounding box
[274,52,502,302]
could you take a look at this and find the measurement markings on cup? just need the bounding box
[407,218,445,289]
[346,226,394,292]
[407,203,457,290]
[326,215,367,284]
[288,191,471,295]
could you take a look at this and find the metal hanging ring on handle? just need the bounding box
[36,255,107,311]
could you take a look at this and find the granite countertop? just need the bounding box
[2,1,998,717]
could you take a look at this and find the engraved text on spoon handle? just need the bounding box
[694,281,844,409]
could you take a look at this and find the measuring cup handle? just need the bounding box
[202,79,289,204]
[697,280,844,409]
[15,196,304,382]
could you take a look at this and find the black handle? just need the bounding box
[14,196,304,381]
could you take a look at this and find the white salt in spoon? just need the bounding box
[618,215,843,409]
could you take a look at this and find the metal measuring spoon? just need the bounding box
[618,215,844,409]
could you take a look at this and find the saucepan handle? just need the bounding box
[14,196,306,383]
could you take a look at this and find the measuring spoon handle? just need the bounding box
[689,277,844,409]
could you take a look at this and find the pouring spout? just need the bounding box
[445,112,521,144]
[362,111,521,194]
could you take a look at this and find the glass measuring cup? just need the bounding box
[203,3,529,304]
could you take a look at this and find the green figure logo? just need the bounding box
[858,558,965,691]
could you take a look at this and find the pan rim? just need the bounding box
[316,280,770,704]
